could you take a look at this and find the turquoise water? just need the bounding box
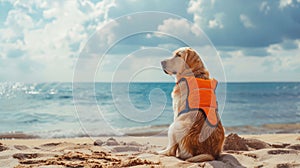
[0,82,299,138]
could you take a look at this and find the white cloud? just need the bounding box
[1,0,299,82]
[1,0,117,60]
[0,0,117,82]
[5,9,34,29]
[10,0,45,13]
[266,40,300,72]
[260,1,271,14]
[279,0,293,9]
[208,13,224,29]
[158,18,191,36]
[2,9,34,42]
[83,19,119,55]
[187,0,215,13]
[188,0,203,14]
[156,18,202,40]
[187,0,300,48]
[187,0,216,28]
[0,28,18,43]
[240,14,255,28]
[188,0,204,27]
[296,39,300,48]
[209,19,221,29]
[22,1,87,60]
[222,52,268,81]
[43,7,59,19]
[221,39,300,82]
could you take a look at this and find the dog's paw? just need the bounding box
[157,149,166,155]
[157,149,172,156]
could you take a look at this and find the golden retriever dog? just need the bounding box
[159,47,225,162]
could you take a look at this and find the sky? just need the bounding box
[0,0,300,82]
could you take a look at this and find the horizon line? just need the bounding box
[1,81,300,84]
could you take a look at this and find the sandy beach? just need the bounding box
[1,133,300,168]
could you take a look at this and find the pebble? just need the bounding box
[113,146,140,152]
[106,137,119,146]
[0,145,8,152]
[94,139,104,146]
[127,141,142,146]
[14,145,29,150]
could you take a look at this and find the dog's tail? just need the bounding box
[186,154,214,162]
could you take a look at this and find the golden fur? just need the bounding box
[160,47,225,162]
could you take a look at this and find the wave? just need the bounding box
[117,124,169,136]
[225,122,300,134]
[58,95,73,99]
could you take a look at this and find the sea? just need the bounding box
[0,82,300,138]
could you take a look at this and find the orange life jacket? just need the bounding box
[177,77,219,127]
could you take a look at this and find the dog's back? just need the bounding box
[172,80,225,161]
[179,111,225,161]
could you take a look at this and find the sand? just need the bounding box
[1,134,300,168]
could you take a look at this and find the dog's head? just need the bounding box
[161,47,209,79]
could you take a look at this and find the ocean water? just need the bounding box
[0,82,299,138]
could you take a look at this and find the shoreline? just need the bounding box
[1,122,299,139]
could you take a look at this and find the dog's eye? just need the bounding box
[176,53,181,57]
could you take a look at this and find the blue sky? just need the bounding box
[0,0,300,82]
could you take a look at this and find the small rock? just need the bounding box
[127,141,141,146]
[244,153,258,159]
[13,153,38,160]
[268,149,290,155]
[271,143,290,148]
[108,137,115,141]
[41,142,61,147]
[119,141,126,145]
[277,163,293,168]
[0,145,8,152]
[14,145,29,150]
[106,137,119,146]
[245,138,271,150]
[94,139,104,146]
[223,133,248,151]
[113,146,140,152]
[287,144,300,150]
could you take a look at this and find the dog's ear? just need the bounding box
[185,48,209,79]
[185,48,200,68]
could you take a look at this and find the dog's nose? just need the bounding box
[161,61,166,67]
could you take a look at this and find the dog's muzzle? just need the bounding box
[161,61,177,74]
[161,61,168,74]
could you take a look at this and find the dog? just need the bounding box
[159,47,225,162]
